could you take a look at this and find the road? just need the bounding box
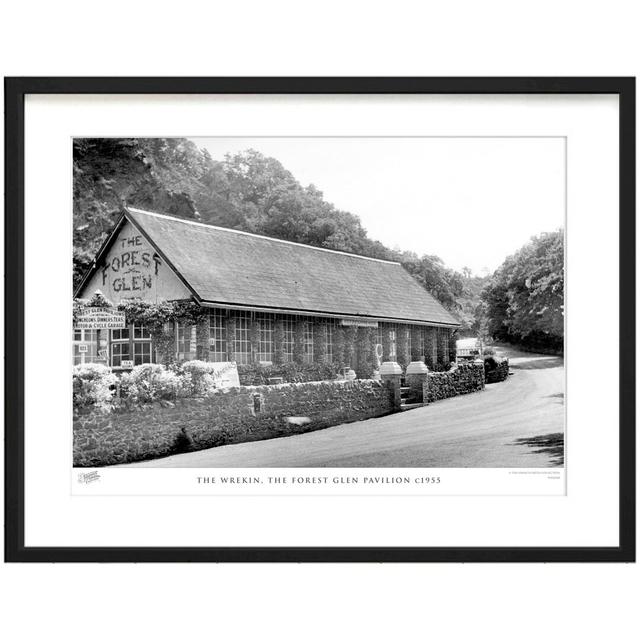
[129,346,564,468]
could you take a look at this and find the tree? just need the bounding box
[480,231,564,352]
[400,254,464,312]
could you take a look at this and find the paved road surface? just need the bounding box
[129,346,564,468]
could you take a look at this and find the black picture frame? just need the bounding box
[4,77,635,563]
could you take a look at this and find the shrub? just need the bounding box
[120,363,181,403]
[178,360,230,396]
[483,355,499,371]
[73,363,117,411]
[484,356,509,383]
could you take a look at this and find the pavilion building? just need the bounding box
[73,207,460,374]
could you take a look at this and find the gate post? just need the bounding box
[405,360,429,403]
[380,361,403,411]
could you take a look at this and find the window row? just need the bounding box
[73,313,447,367]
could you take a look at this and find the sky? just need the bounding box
[191,137,565,275]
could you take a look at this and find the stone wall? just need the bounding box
[74,379,394,467]
[485,359,509,384]
[424,362,485,403]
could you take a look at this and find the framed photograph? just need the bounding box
[5,77,635,562]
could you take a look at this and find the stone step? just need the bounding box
[399,402,423,411]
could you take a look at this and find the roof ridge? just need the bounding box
[125,206,401,265]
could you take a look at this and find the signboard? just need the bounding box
[75,307,126,330]
[340,318,379,328]
[120,360,134,369]
[210,361,240,388]
[78,344,88,353]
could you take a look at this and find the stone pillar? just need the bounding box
[333,324,346,366]
[410,326,423,361]
[405,360,429,403]
[225,314,236,362]
[425,327,437,368]
[397,325,410,369]
[438,328,449,365]
[153,322,176,366]
[250,318,261,363]
[355,326,374,378]
[314,321,328,364]
[294,318,306,365]
[345,325,358,368]
[195,313,210,361]
[273,317,285,365]
[380,361,402,410]
[381,323,392,361]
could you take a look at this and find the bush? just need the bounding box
[120,363,181,403]
[73,363,117,411]
[177,360,230,396]
[483,355,499,371]
[73,360,347,411]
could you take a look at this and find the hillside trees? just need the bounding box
[73,138,482,325]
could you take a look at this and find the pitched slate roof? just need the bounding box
[123,207,460,326]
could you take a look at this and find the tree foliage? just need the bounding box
[73,138,486,323]
[479,231,564,352]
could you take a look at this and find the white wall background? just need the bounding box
[1,2,638,640]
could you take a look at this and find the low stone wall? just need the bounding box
[74,379,394,467]
[424,362,485,403]
[485,359,509,384]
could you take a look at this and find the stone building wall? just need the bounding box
[74,379,395,467]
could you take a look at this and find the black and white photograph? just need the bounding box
[6,76,632,564]
[72,136,565,471]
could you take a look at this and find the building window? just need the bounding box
[132,325,152,366]
[209,309,227,362]
[134,340,152,365]
[110,326,131,367]
[176,322,196,362]
[111,327,129,342]
[233,312,251,365]
[257,314,274,363]
[389,327,397,360]
[72,328,100,365]
[111,324,152,367]
[303,322,314,363]
[325,320,334,362]
[283,316,295,362]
